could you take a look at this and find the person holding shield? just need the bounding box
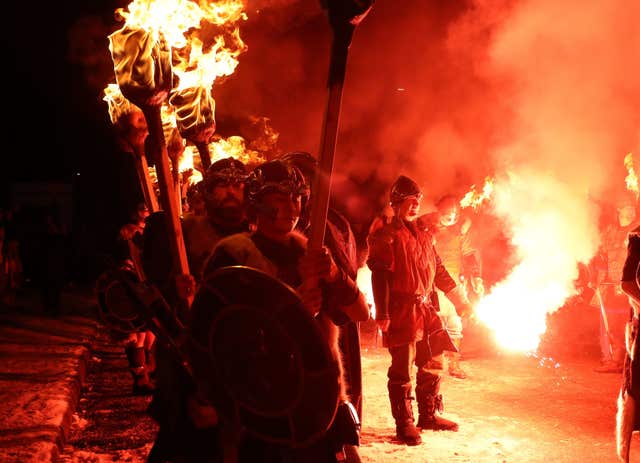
[144,156,250,463]
[279,150,368,425]
[203,159,369,462]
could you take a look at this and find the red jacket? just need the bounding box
[367,218,456,346]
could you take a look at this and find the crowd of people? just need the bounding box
[102,137,478,461]
[86,106,640,463]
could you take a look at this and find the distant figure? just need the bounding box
[116,203,155,395]
[417,194,483,379]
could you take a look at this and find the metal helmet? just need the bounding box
[390,175,422,206]
[245,159,310,208]
[204,157,248,190]
[279,151,318,182]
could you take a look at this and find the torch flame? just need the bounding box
[460,176,494,210]
[208,135,265,167]
[110,0,248,146]
[624,153,638,198]
[103,83,139,123]
[168,1,247,144]
[178,145,204,185]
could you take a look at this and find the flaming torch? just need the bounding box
[460,176,494,211]
[108,0,194,275]
[103,83,160,212]
[624,152,639,199]
[168,5,247,171]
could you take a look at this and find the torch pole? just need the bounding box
[133,149,160,212]
[595,286,615,358]
[195,141,212,172]
[141,105,190,275]
[308,26,355,250]
[171,161,183,217]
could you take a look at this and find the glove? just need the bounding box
[471,277,485,296]
[445,286,473,318]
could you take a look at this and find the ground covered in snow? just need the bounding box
[357,319,638,463]
[58,317,639,463]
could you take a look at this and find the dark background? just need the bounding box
[0,0,520,287]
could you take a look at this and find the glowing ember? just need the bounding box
[460,176,494,210]
[473,171,598,352]
[624,152,638,198]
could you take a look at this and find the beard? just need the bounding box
[206,196,244,227]
[211,204,244,224]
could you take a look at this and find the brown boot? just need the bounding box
[130,366,155,395]
[417,411,459,431]
[388,383,422,446]
[416,374,458,432]
[125,345,155,395]
[145,346,156,378]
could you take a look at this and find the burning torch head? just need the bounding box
[115,108,148,155]
[436,194,460,228]
[245,160,310,225]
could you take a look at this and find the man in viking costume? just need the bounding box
[366,175,472,446]
[203,159,369,462]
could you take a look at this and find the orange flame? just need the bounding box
[168,1,247,142]
[460,176,494,210]
[208,135,265,167]
[178,145,204,185]
[109,0,247,143]
[624,153,638,198]
[103,83,140,123]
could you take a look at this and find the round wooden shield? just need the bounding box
[95,267,150,335]
[188,266,340,447]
